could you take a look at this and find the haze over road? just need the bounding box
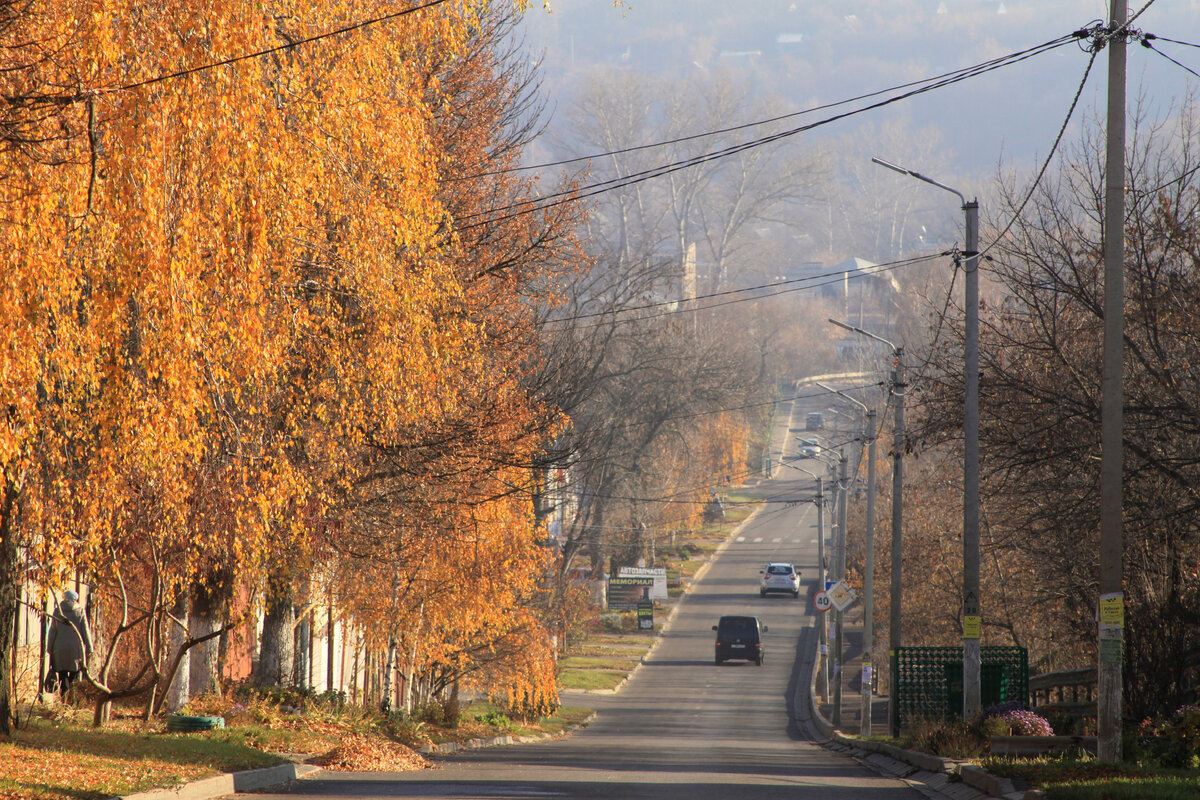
[251,398,921,799]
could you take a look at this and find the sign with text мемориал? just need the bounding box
[606,576,654,610]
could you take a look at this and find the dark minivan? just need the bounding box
[712,615,767,665]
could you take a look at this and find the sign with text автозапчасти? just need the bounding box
[606,576,654,610]
[617,566,668,599]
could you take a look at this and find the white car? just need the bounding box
[798,438,821,458]
[760,562,800,598]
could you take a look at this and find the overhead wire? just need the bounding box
[1140,37,1200,79]
[977,33,1103,261]
[470,35,1082,179]
[543,252,950,332]
[116,1,452,94]
[542,251,945,327]
[457,34,1082,230]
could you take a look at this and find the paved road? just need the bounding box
[251,398,921,798]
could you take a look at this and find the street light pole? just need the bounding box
[829,319,905,736]
[834,447,847,728]
[818,382,877,734]
[872,156,981,719]
[794,464,829,702]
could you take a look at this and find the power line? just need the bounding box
[1141,39,1200,80]
[470,36,1081,179]
[545,252,942,325]
[9,0,453,106]
[457,34,1080,231]
[979,39,1103,260]
[1145,35,1200,49]
[543,252,950,332]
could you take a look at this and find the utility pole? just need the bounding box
[832,448,848,728]
[890,347,905,737]
[963,200,981,720]
[871,155,980,719]
[861,408,877,736]
[827,318,904,735]
[1098,0,1127,762]
[816,476,829,702]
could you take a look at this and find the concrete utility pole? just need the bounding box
[890,347,905,736]
[815,474,829,702]
[834,448,848,728]
[963,200,981,719]
[828,319,905,736]
[819,381,878,734]
[871,156,980,719]
[796,464,830,702]
[861,410,877,734]
[1098,0,1127,762]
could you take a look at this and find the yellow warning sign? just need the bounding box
[1100,593,1124,627]
[962,615,981,639]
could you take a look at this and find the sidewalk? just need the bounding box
[815,605,892,734]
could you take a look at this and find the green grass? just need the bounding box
[984,756,1200,799]
[557,669,628,691]
[1043,776,1200,799]
[566,644,647,658]
[558,656,640,670]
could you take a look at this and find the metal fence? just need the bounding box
[892,645,1029,731]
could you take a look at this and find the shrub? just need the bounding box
[903,718,988,758]
[474,710,514,730]
[1160,705,1200,768]
[978,704,1054,737]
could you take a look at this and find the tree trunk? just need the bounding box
[380,637,397,713]
[164,589,189,711]
[253,590,295,688]
[189,591,221,697]
[295,616,311,689]
[0,477,23,736]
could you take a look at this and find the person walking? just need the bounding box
[48,590,92,700]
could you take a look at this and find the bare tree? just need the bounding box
[910,98,1200,718]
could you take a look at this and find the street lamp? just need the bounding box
[872,155,981,720]
[806,445,849,727]
[818,382,877,736]
[790,463,830,702]
[830,318,905,737]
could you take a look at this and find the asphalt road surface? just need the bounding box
[251,398,922,799]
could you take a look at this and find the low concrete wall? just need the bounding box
[989,735,1097,757]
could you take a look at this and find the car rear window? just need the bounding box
[767,565,793,575]
[718,616,757,634]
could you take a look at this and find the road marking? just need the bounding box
[753,537,763,543]
[736,537,746,542]
[772,537,782,543]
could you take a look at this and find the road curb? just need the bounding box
[418,712,597,754]
[119,762,321,800]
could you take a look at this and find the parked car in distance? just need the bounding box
[805,411,824,430]
[798,437,821,458]
[712,615,767,665]
[760,562,800,598]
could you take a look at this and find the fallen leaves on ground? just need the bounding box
[309,735,431,772]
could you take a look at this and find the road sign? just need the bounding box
[826,580,857,611]
[814,591,833,613]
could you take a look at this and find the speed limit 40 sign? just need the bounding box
[814,590,833,613]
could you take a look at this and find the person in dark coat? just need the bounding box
[48,590,92,698]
